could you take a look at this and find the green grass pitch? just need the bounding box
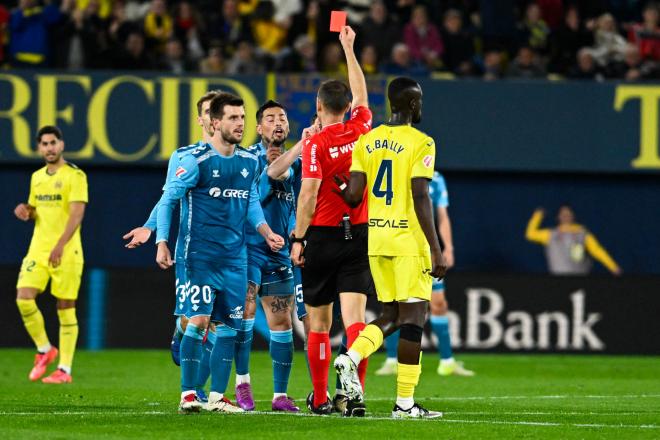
[0,349,658,439]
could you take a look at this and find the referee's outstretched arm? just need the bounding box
[339,26,368,109]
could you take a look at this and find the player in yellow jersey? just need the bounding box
[14,126,88,384]
[333,77,446,418]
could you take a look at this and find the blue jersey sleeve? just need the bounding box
[156,153,199,243]
[435,174,449,208]
[247,162,267,231]
[258,164,273,203]
[143,151,182,230]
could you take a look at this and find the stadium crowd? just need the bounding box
[2,0,660,80]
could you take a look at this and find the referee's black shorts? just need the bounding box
[301,224,374,307]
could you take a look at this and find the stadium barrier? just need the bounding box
[1,267,657,355]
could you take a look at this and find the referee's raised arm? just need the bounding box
[339,26,368,110]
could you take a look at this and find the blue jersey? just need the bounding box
[429,171,449,211]
[144,142,202,263]
[156,143,266,266]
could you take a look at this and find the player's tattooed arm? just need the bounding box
[333,171,366,208]
[412,177,447,279]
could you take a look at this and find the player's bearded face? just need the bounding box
[259,108,289,147]
[38,134,64,164]
[216,105,245,144]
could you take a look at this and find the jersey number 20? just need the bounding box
[373,160,393,205]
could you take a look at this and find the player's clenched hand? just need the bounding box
[302,124,319,139]
[123,226,152,249]
[430,249,448,279]
[291,242,305,267]
[14,203,33,221]
[49,243,64,268]
[156,242,173,269]
[338,26,356,50]
[266,233,285,252]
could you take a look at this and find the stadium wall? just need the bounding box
[0,267,658,354]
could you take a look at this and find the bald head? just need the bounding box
[388,77,423,123]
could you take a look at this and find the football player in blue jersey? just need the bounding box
[155,92,285,414]
[375,171,475,378]
[122,91,221,401]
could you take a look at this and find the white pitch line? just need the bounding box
[249,394,660,403]
[0,411,657,430]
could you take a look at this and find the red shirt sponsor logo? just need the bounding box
[175,166,187,177]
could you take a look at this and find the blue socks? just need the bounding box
[234,318,254,376]
[384,330,400,359]
[431,315,453,359]
[269,329,293,394]
[210,325,237,393]
[180,323,204,392]
[196,329,215,393]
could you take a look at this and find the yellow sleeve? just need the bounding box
[68,170,88,203]
[585,234,620,274]
[411,136,435,179]
[28,174,36,206]
[525,211,551,244]
[350,134,366,174]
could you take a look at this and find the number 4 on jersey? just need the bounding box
[373,159,393,205]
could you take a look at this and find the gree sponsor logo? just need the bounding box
[208,187,249,199]
[368,218,408,228]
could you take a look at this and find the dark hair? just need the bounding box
[310,113,318,124]
[209,92,244,120]
[256,100,285,123]
[317,80,351,115]
[196,90,222,116]
[36,125,63,143]
[387,76,420,104]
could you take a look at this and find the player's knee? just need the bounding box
[56,299,75,310]
[16,288,37,300]
[399,323,424,343]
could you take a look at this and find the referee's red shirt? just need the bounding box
[301,106,372,227]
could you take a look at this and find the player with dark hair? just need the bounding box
[334,76,446,418]
[155,92,285,413]
[14,125,88,384]
[289,26,373,416]
[123,90,220,402]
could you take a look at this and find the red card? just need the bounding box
[330,10,347,32]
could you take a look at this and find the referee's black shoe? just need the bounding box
[342,397,366,417]
[332,393,348,414]
[306,391,333,415]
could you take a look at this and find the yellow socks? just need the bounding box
[57,308,78,374]
[396,354,423,409]
[348,324,384,361]
[16,299,51,352]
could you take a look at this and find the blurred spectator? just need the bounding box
[143,0,173,53]
[269,0,303,25]
[537,0,563,30]
[199,43,225,74]
[549,6,594,74]
[108,1,138,47]
[360,45,379,74]
[381,42,428,75]
[627,2,660,61]
[208,0,253,58]
[278,34,316,72]
[526,206,621,275]
[586,13,627,66]
[0,4,9,66]
[568,48,604,80]
[605,43,658,80]
[250,0,288,62]
[113,30,155,70]
[360,1,401,62]
[173,1,205,62]
[226,40,264,74]
[54,3,106,70]
[286,0,318,47]
[518,3,550,53]
[161,38,195,74]
[75,0,111,19]
[320,41,346,75]
[343,0,371,24]
[508,46,546,78]
[441,9,475,76]
[403,4,443,69]
[9,0,69,67]
[124,0,151,21]
[482,49,505,80]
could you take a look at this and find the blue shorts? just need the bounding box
[248,249,294,297]
[185,260,247,330]
[173,262,188,316]
[432,278,445,292]
[293,266,306,320]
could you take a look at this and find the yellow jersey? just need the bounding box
[26,162,88,264]
[350,124,436,257]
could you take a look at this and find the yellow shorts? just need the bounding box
[368,255,433,303]
[16,256,83,300]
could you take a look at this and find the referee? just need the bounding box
[290,26,372,417]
